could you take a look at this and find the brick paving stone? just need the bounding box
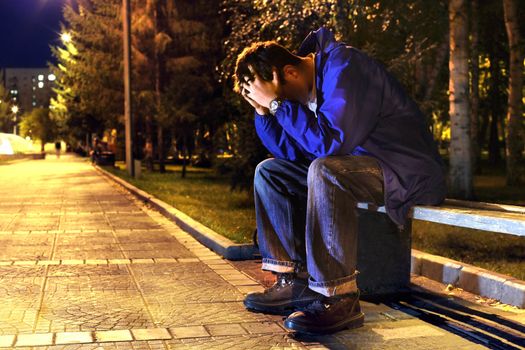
[55,331,94,344]
[131,328,172,340]
[95,329,133,342]
[169,325,210,339]
[241,321,286,334]
[205,323,247,336]
[0,334,15,347]
[15,332,54,346]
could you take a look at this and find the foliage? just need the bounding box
[219,0,450,190]
[19,108,58,150]
[49,1,123,148]
[0,86,13,133]
[51,0,226,170]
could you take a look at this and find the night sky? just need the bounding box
[0,0,64,68]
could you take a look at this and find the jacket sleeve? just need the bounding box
[273,47,385,157]
[254,111,312,161]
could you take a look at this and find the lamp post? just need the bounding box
[11,105,19,135]
[122,0,134,177]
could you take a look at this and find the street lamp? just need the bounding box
[61,32,72,44]
[11,105,19,135]
[122,0,135,177]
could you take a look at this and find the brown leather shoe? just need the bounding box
[243,272,322,315]
[283,289,364,334]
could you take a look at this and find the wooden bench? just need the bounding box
[355,198,525,296]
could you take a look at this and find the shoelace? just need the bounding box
[265,272,295,293]
[302,291,359,314]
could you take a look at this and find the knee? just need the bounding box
[307,156,333,185]
[254,157,277,188]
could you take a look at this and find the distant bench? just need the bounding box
[355,198,525,295]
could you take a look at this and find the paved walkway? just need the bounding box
[0,155,520,349]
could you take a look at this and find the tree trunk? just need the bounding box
[181,133,187,178]
[424,33,449,103]
[155,0,167,174]
[448,0,473,198]
[157,125,165,173]
[469,0,481,175]
[145,116,154,171]
[488,112,501,164]
[502,0,524,185]
[488,52,503,165]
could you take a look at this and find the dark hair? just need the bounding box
[233,41,302,94]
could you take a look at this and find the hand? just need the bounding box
[242,69,280,109]
[240,85,269,115]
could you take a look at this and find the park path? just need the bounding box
[0,155,492,349]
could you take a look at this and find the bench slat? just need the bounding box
[356,202,525,236]
[443,198,525,215]
[410,206,525,237]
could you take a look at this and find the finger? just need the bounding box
[240,83,250,95]
[243,83,253,94]
[272,69,279,85]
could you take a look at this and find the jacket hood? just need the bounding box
[297,27,341,57]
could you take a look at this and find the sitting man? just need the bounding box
[234,26,447,335]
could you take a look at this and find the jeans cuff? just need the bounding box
[308,270,360,297]
[261,258,299,273]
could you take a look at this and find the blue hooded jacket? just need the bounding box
[254,27,448,227]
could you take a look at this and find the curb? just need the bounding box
[93,165,259,261]
[411,249,525,308]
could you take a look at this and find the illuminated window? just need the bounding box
[38,82,44,88]
[48,74,56,81]
[38,74,44,81]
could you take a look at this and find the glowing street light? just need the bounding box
[61,32,72,44]
[11,105,19,135]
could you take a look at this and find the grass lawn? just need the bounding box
[103,158,525,281]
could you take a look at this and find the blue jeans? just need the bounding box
[254,155,385,297]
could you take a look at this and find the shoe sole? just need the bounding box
[283,312,365,335]
[243,298,318,316]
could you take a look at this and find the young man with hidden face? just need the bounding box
[233,26,447,335]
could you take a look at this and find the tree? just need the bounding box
[0,86,13,133]
[50,1,123,152]
[220,0,450,191]
[19,108,57,152]
[502,0,524,185]
[448,0,473,198]
[469,0,481,174]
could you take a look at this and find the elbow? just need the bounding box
[310,141,347,158]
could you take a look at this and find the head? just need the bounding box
[234,41,313,104]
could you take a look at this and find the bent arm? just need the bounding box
[254,111,313,161]
[273,47,384,157]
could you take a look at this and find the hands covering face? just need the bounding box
[240,69,280,110]
[240,87,269,116]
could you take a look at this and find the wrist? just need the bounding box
[265,94,279,109]
[269,97,284,115]
[255,107,270,116]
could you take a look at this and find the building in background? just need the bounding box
[0,67,56,135]
[0,67,56,114]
